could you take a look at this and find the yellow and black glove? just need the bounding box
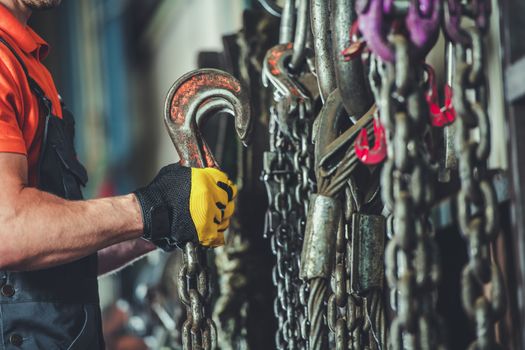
[134,163,236,251]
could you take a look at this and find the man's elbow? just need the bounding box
[0,226,27,271]
[0,246,25,271]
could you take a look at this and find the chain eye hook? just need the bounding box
[263,43,311,112]
[424,64,456,127]
[164,68,252,168]
[355,116,386,165]
[357,0,393,62]
[163,69,251,348]
[357,0,440,62]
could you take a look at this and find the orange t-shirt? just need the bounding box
[0,4,63,186]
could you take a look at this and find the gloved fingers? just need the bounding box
[203,167,230,184]
[198,167,236,204]
[199,230,225,247]
[227,179,238,201]
[222,200,235,221]
[158,163,180,176]
[216,180,236,204]
[217,218,231,233]
[214,198,235,223]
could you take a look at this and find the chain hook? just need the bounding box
[356,0,440,62]
[443,0,491,45]
[355,116,386,165]
[164,68,252,168]
[263,43,311,112]
[424,64,456,127]
[341,20,367,62]
[163,68,251,350]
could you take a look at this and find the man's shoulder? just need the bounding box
[0,35,27,85]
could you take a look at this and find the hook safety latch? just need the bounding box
[342,20,367,62]
[355,116,386,165]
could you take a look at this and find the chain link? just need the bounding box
[374,36,445,350]
[177,243,216,350]
[294,103,315,349]
[327,182,385,350]
[263,99,315,349]
[448,1,507,348]
[327,205,352,350]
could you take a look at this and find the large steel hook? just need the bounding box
[165,68,252,168]
[163,68,252,350]
[311,0,337,101]
[331,0,374,118]
[262,43,311,111]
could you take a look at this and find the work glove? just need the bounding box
[134,163,236,251]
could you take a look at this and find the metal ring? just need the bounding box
[258,0,283,17]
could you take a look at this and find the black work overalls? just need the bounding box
[0,38,104,350]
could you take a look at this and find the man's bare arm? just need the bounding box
[0,153,144,271]
[97,238,156,276]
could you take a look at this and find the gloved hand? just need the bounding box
[134,163,236,251]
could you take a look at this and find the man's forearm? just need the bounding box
[0,186,143,271]
[98,238,156,276]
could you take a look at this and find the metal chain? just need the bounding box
[263,0,316,341]
[446,1,507,348]
[263,102,314,349]
[327,205,352,350]
[327,197,356,350]
[263,109,295,349]
[293,103,315,349]
[177,243,215,350]
[376,36,445,349]
[327,182,385,350]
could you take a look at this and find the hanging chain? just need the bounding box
[375,36,445,349]
[445,1,507,348]
[263,99,315,349]
[327,181,385,350]
[177,243,215,350]
[264,110,298,348]
[327,210,351,350]
[262,1,315,346]
[294,102,315,350]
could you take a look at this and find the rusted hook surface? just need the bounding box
[164,69,252,168]
[263,43,311,113]
[355,115,386,165]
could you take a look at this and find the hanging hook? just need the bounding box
[356,0,440,62]
[262,43,311,112]
[164,68,252,168]
[355,116,386,165]
[424,64,456,127]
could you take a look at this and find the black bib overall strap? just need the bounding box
[0,38,104,350]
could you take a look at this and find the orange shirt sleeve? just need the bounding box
[0,58,27,156]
